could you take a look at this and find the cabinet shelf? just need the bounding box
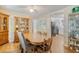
[14,16,31,42]
[68,13,79,52]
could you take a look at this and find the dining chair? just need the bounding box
[17,32,35,53]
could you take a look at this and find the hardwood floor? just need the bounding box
[64,46,75,53]
[51,35,75,53]
[51,35,64,53]
[0,35,74,53]
[0,43,20,53]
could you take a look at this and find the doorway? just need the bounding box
[51,14,65,52]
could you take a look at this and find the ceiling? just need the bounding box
[0,5,68,19]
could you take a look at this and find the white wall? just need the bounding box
[32,19,37,42]
[9,16,15,43]
[32,16,51,42]
[33,6,75,46]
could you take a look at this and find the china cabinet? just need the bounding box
[0,13,9,45]
[68,13,79,52]
[14,16,31,42]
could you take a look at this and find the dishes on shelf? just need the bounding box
[68,14,79,52]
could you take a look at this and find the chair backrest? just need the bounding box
[17,32,28,50]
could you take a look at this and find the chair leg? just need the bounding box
[21,48,23,53]
[50,49,52,53]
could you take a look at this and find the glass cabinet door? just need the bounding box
[3,17,7,30]
[69,14,79,38]
[68,14,79,52]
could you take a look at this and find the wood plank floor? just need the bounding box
[0,35,75,53]
[0,43,20,53]
[51,35,64,53]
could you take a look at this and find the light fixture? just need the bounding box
[29,9,35,13]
